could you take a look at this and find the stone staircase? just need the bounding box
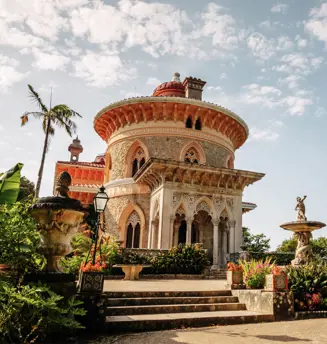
[207,268,227,280]
[104,290,274,333]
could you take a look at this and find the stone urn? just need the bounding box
[30,172,86,272]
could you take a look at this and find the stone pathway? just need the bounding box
[104,279,227,292]
[78,319,327,344]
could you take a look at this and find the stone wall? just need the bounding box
[104,194,150,248]
[108,136,229,181]
[231,290,294,321]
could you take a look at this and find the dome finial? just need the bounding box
[172,72,181,82]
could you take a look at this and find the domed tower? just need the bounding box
[68,137,83,162]
[94,73,264,267]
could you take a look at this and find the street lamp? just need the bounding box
[93,186,109,213]
[92,186,109,265]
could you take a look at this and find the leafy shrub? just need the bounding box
[239,257,275,289]
[250,252,293,266]
[151,244,210,274]
[0,199,45,275]
[287,262,327,311]
[60,233,120,275]
[0,280,85,344]
[122,251,151,265]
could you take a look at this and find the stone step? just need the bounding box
[106,295,239,306]
[105,310,275,333]
[107,302,246,315]
[103,290,231,298]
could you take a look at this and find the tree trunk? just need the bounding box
[35,117,51,198]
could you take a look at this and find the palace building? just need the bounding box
[55,73,264,267]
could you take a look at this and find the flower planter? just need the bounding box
[227,270,244,289]
[77,271,104,293]
[265,273,288,291]
[114,264,151,280]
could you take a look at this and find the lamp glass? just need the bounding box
[94,186,109,212]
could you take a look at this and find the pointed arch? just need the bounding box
[124,140,149,177]
[118,203,146,248]
[217,205,234,221]
[180,141,206,164]
[194,196,214,217]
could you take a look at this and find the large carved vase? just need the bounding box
[31,196,85,272]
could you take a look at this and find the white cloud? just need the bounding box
[220,73,228,80]
[295,35,308,49]
[146,77,161,86]
[278,75,302,89]
[305,3,327,47]
[273,53,324,75]
[249,127,279,142]
[0,64,28,93]
[271,4,288,14]
[201,3,239,50]
[241,84,282,108]
[31,49,69,71]
[269,119,285,127]
[207,86,222,91]
[283,96,312,116]
[316,107,327,117]
[73,51,137,87]
[247,33,293,60]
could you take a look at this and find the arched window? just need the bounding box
[125,211,141,248]
[184,148,199,164]
[195,118,202,130]
[185,116,192,129]
[131,147,146,177]
[178,220,187,244]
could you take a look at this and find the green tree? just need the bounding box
[242,227,270,253]
[312,237,327,259]
[276,236,297,253]
[17,176,35,201]
[21,85,81,198]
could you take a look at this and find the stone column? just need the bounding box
[222,229,228,266]
[229,220,236,253]
[169,216,175,249]
[150,219,159,249]
[186,218,192,244]
[212,220,219,267]
[173,220,180,247]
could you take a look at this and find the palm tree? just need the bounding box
[21,85,81,198]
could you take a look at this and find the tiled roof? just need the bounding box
[57,161,105,168]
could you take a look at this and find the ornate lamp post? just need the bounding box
[92,186,109,265]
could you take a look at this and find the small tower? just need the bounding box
[68,137,83,162]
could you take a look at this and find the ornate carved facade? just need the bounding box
[55,72,264,267]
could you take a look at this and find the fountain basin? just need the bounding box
[280,221,326,233]
[30,196,85,272]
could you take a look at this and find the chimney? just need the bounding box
[183,77,206,101]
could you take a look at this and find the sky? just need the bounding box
[1,0,327,249]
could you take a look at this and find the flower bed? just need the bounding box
[239,258,275,289]
[288,262,327,312]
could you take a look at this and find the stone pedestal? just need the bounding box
[114,264,151,280]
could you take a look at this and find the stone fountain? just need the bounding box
[30,172,85,272]
[280,195,325,266]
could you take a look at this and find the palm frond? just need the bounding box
[27,85,48,113]
[52,104,81,118]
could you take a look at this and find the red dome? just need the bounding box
[153,72,185,97]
